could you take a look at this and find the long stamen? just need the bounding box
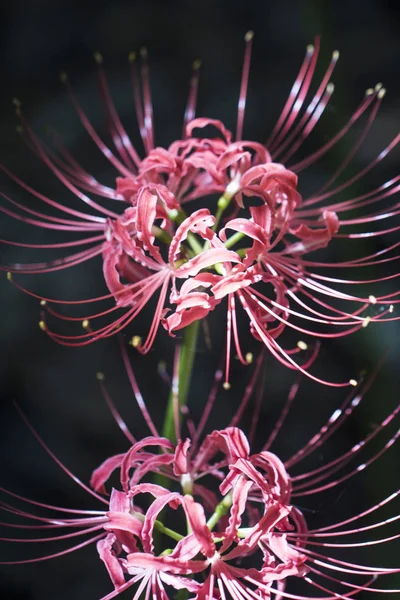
[183,59,201,133]
[236,31,254,141]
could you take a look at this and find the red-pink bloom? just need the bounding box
[2,35,400,383]
[1,350,399,598]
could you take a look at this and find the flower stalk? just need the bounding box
[162,320,201,445]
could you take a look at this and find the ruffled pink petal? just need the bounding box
[120,437,174,492]
[186,118,233,144]
[102,244,137,306]
[135,187,165,264]
[129,452,175,486]
[109,488,131,513]
[163,304,213,334]
[220,478,253,553]
[97,533,126,589]
[211,267,262,300]
[115,176,141,202]
[91,453,125,493]
[126,552,205,577]
[105,511,142,536]
[173,439,191,476]
[174,247,241,278]
[226,503,290,559]
[219,217,269,246]
[267,532,307,566]
[182,495,215,558]
[168,209,215,266]
[141,492,182,553]
[289,209,340,253]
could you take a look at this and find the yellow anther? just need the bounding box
[375,82,383,92]
[223,382,231,391]
[82,319,90,330]
[158,360,167,372]
[332,50,340,60]
[59,71,68,83]
[369,295,377,304]
[365,88,374,96]
[40,299,46,306]
[192,58,202,70]
[244,31,254,42]
[128,51,136,62]
[326,83,335,94]
[6,272,12,281]
[39,320,46,331]
[297,340,308,351]
[130,335,142,348]
[94,52,103,64]
[389,305,394,313]
[140,47,148,59]
[362,316,371,328]
[245,352,253,364]
[96,372,105,381]
[377,88,386,100]
[306,44,314,54]
[349,379,358,387]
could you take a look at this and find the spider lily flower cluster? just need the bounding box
[1,350,399,599]
[2,34,400,384]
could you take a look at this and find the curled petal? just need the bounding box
[174,247,242,278]
[109,488,131,513]
[174,438,192,476]
[97,533,126,589]
[136,187,165,264]
[102,244,136,306]
[211,266,262,300]
[163,300,215,334]
[115,177,141,203]
[168,208,215,266]
[226,503,290,559]
[142,492,182,553]
[91,453,125,493]
[182,495,215,558]
[126,551,205,578]
[267,532,307,566]
[120,437,174,492]
[220,478,253,552]
[105,511,142,536]
[289,209,340,252]
[186,118,233,144]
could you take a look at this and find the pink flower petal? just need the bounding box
[182,495,215,558]
[173,439,191,476]
[90,453,125,493]
[186,118,232,144]
[97,533,126,589]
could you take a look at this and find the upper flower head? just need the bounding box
[2,34,399,385]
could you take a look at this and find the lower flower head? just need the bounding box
[91,427,308,599]
[2,349,399,598]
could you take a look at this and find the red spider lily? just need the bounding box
[1,348,399,599]
[2,34,400,385]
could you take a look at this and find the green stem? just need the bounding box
[224,230,244,249]
[212,181,240,232]
[206,491,233,531]
[162,319,201,444]
[132,511,183,543]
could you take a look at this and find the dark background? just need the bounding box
[0,0,399,598]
